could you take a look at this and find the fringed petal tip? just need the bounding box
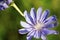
[20,21,32,28]
[41,35,46,40]
[52,15,57,21]
[18,29,28,34]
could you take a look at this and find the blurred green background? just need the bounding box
[0,0,60,40]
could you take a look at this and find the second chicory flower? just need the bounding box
[0,0,12,10]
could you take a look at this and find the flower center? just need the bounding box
[34,22,44,30]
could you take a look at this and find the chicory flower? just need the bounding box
[19,7,58,40]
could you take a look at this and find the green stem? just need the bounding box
[10,2,24,17]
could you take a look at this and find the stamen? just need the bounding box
[34,22,44,30]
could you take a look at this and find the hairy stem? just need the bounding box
[10,2,24,17]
